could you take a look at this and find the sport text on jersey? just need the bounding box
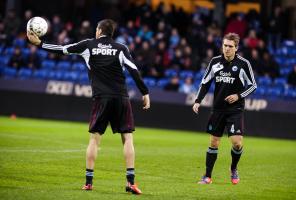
[216,71,235,84]
[92,43,118,55]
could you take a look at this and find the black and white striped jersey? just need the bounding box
[40,35,149,98]
[195,54,257,112]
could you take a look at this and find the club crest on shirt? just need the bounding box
[232,66,238,72]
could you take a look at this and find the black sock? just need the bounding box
[205,147,218,178]
[231,147,243,170]
[126,168,135,185]
[86,168,94,185]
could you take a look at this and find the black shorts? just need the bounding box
[89,97,135,134]
[206,111,244,137]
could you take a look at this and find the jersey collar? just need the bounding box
[221,54,238,64]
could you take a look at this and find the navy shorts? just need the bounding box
[206,111,244,137]
[89,97,135,134]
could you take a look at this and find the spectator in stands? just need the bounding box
[225,13,247,39]
[179,77,196,94]
[115,30,133,45]
[268,6,284,50]
[164,75,180,91]
[51,15,63,38]
[125,20,137,37]
[143,54,164,79]
[8,46,25,70]
[171,48,183,70]
[169,28,180,48]
[137,24,153,41]
[200,48,214,70]
[200,34,220,57]
[27,45,41,69]
[182,46,194,70]
[3,9,21,38]
[287,65,296,87]
[243,29,261,49]
[249,49,263,76]
[0,21,8,47]
[20,10,33,34]
[57,30,71,44]
[76,20,93,41]
[207,22,222,39]
[3,9,21,45]
[135,41,155,72]
[155,40,170,68]
[261,51,279,79]
[155,20,169,42]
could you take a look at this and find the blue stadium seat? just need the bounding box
[13,38,26,47]
[47,71,56,80]
[194,80,201,87]
[279,68,291,76]
[64,71,79,82]
[258,77,272,86]
[157,78,169,88]
[4,47,14,55]
[3,67,17,78]
[179,70,194,79]
[195,71,204,81]
[41,60,55,70]
[21,48,30,59]
[72,62,86,71]
[282,40,295,47]
[37,50,48,59]
[0,55,11,66]
[46,70,64,80]
[0,45,4,54]
[255,86,266,95]
[274,56,285,64]
[32,69,49,79]
[56,61,71,71]
[0,65,4,75]
[164,69,178,77]
[54,70,65,80]
[18,68,32,79]
[143,77,156,87]
[273,77,286,87]
[125,77,135,86]
[209,84,215,92]
[266,87,282,97]
[284,88,296,98]
[79,73,89,84]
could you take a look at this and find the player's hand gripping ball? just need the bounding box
[26,17,48,37]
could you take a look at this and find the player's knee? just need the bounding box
[232,143,242,150]
[210,140,220,148]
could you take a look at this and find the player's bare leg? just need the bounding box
[82,133,102,190]
[121,133,141,194]
[199,135,221,184]
[121,133,135,168]
[229,135,243,184]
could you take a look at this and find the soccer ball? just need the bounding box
[27,17,48,37]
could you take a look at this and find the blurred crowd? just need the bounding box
[1,2,296,94]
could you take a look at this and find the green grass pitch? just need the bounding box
[0,116,295,200]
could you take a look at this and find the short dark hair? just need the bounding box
[223,33,240,47]
[97,19,116,37]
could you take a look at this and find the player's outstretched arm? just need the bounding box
[27,30,89,55]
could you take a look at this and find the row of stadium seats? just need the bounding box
[1,39,296,98]
[1,65,296,98]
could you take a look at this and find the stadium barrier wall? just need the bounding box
[0,83,295,139]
